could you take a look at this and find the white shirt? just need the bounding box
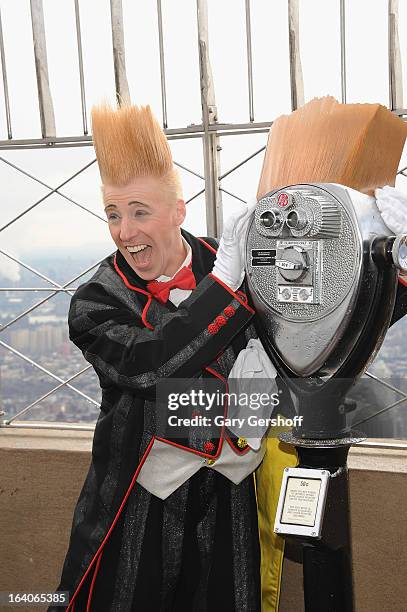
[155,236,193,307]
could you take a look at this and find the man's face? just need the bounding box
[103,175,186,280]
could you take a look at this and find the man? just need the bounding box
[49,103,263,612]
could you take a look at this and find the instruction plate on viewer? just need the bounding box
[274,467,329,538]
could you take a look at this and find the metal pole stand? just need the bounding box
[279,431,365,612]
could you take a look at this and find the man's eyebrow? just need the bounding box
[128,201,150,208]
[104,201,150,211]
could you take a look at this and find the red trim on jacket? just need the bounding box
[209,273,255,314]
[204,365,228,454]
[156,365,229,458]
[399,275,407,288]
[86,552,102,612]
[197,238,255,314]
[236,290,248,304]
[66,437,156,611]
[197,236,218,254]
[113,254,154,330]
[154,435,224,459]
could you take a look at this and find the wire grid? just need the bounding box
[0,151,406,434]
[0,0,406,438]
[0,143,266,427]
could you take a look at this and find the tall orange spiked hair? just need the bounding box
[91,102,182,199]
[257,96,407,199]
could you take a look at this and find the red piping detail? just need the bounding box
[236,290,248,304]
[66,436,156,611]
[205,365,225,381]
[155,436,223,459]
[197,239,254,314]
[113,254,154,330]
[205,365,228,454]
[209,273,255,314]
[399,275,407,287]
[225,435,252,456]
[141,296,153,329]
[197,237,218,254]
[156,365,228,459]
[86,552,102,612]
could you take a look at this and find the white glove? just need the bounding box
[228,338,277,380]
[228,338,278,450]
[211,198,257,291]
[375,185,407,234]
[375,186,407,281]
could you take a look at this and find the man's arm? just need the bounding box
[69,274,254,396]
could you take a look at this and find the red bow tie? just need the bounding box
[147,266,196,303]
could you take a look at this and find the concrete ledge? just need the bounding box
[0,425,93,612]
[349,440,407,473]
[1,426,406,612]
[0,423,93,452]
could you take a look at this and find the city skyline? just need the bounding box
[1,254,406,438]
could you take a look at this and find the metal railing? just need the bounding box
[0,0,406,447]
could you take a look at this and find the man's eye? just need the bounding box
[107,214,119,220]
[134,210,148,216]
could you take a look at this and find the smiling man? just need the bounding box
[103,175,187,280]
[49,103,263,612]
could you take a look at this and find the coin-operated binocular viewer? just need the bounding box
[245,183,407,612]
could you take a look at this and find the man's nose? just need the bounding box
[119,217,138,242]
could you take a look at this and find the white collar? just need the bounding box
[155,236,192,282]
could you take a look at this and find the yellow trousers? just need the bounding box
[255,437,299,612]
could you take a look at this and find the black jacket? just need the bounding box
[49,229,261,612]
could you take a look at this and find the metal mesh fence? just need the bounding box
[0,0,406,442]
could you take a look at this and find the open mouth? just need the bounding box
[126,245,152,267]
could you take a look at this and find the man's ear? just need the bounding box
[175,199,186,225]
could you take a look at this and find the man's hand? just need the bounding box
[211,199,257,291]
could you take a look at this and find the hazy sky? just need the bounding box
[0,0,406,281]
